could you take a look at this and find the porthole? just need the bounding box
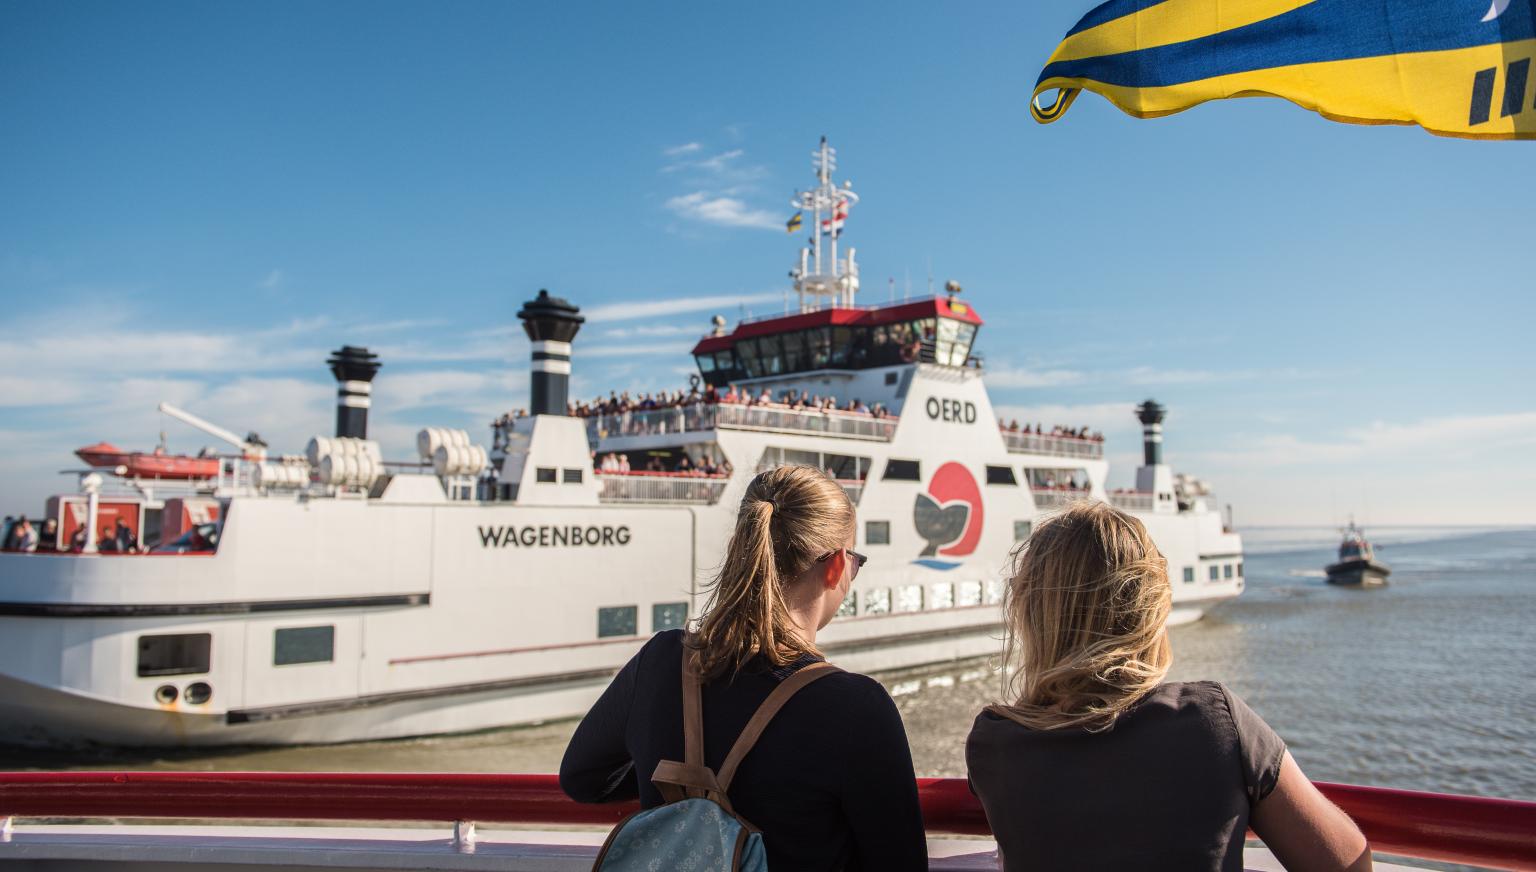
[153,684,178,705]
[184,682,213,705]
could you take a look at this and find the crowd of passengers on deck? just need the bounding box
[492,385,895,435]
[594,451,733,478]
[1000,419,1105,442]
[1,516,141,553]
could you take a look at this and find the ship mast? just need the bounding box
[789,137,860,312]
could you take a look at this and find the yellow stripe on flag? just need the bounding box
[1050,0,1319,64]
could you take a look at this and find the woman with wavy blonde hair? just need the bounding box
[967,501,1371,871]
[562,465,926,871]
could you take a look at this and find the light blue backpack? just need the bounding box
[592,649,841,871]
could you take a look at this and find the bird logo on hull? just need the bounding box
[912,462,984,570]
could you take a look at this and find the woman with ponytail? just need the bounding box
[967,501,1370,871]
[561,466,927,871]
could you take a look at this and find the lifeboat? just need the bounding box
[74,442,220,480]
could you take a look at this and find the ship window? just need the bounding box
[1209,565,1220,581]
[865,520,890,545]
[985,465,1017,485]
[1237,563,1244,578]
[1224,563,1234,579]
[929,583,954,610]
[781,330,809,372]
[863,588,890,615]
[957,580,983,607]
[652,602,688,632]
[695,354,716,374]
[896,584,923,613]
[274,625,334,666]
[1014,520,1032,541]
[137,633,212,677]
[883,459,920,481]
[835,591,857,618]
[597,606,637,638]
[536,467,557,483]
[563,468,584,484]
[828,327,852,366]
[884,371,899,385]
[1183,567,1195,583]
[984,579,1005,605]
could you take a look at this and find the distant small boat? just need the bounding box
[1326,522,1391,586]
[74,442,221,480]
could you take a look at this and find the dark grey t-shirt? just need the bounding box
[966,681,1286,872]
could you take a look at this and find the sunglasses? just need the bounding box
[817,548,868,580]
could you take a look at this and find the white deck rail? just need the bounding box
[1001,429,1104,459]
[584,404,899,443]
[595,473,728,505]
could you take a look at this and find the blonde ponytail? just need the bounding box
[691,466,853,682]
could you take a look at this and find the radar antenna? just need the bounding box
[788,137,860,311]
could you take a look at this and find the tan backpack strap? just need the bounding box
[680,635,704,767]
[716,661,842,792]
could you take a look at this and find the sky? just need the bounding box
[1,0,1532,526]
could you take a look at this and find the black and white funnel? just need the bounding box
[1135,399,1167,466]
[517,289,584,416]
[327,345,382,439]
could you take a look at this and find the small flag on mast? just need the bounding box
[820,198,849,235]
[785,212,803,234]
[1031,0,1536,140]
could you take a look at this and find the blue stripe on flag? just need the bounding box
[1065,0,1175,37]
[1040,0,1536,89]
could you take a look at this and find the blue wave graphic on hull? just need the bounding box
[911,559,963,571]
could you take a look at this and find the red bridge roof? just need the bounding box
[692,296,982,355]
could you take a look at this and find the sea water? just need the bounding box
[10,527,1534,805]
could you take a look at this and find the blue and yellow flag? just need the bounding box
[786,212,804,234]
[1033,0,1536,140]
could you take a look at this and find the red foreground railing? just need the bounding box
[1,773,1532,870]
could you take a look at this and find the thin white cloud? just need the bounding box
[984,366,1087,388]
[257,269,286,290]
[601,323,704,339]
[584,291,781,323]
[1199,412,1536,467]
[665,191,782,230]
[663,142,702,157]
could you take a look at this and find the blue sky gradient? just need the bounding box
[2,0,1532,524]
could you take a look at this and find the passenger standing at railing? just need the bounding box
[968,502,1371,871]
[561,466,926,871]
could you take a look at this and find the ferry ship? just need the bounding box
[0,140,1243,748]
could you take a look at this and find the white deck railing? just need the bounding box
[584,404,898,443]
[1001,429,1104,459]
[1030,488,1093,509]
[595,473,728,505]
[1108,491,1155,512]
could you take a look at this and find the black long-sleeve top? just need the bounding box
[559,629,928,872]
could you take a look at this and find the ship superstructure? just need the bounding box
[0,140,1244,746]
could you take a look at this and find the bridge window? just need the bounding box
[597,606,637,638]
[652,602,688,632]
[137,633,211,677]
[883,459,921,480]
[865,520,890,545]
[934,318,977,367]
[274,625,335,666]
[985,465,1017,485]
